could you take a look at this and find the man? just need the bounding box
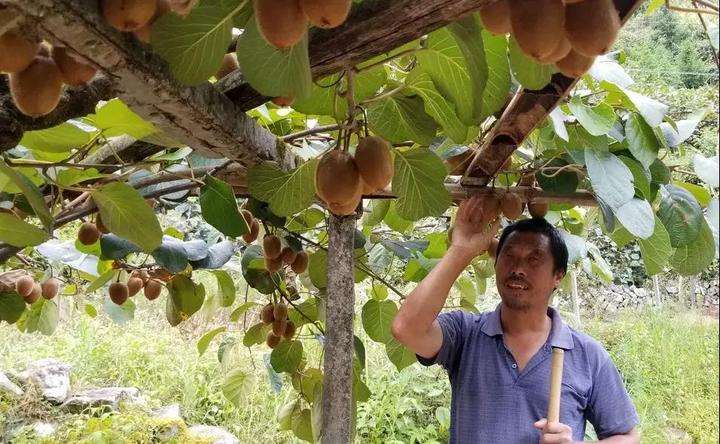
[391,196,640,443]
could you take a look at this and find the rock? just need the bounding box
[0,371,24,397]
[153,404,184,440]
[664,427,692,444]
[188,425,240,444]
[31,421,56,438]
[18,359,72,403]
[61,387,144,413]
[153,403,182,421]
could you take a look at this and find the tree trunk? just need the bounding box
[322,215,356,443]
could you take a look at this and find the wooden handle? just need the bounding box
[547,348,564,423]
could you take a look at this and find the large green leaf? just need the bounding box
[243,322,271,347]
[199,175,249,237]
[625,112,660,169]
[197,326,227,356]
[0,292,26,324]
[674,181,712,208]
[56,168,107,187]
[367,95,437,145]
[92,182,162,252]
[236,14,311,99]
[20,123,93,153]
[20,298,58,335]
[383,201,414,233]
[85,99,157,139]
[213,270,236,307]
[406,72,467,143]
[613,198,655,239]
[153,0,242,85]
[584,149,634,209]
[619,156,651,199]
[361,299,397,344]
[601,81,668,127]
[657,184,703,248]
[0,161,53,230]
[0,213,49,247]
[241,245,275,294]
[393,147,451,220]
[692,154,719,189]
[536,159,579,194]
[567,98,616,136]
[222,368,254,407]
[447,13,488,123]
[270,340,304,373]
[508,37,554,90]
[638,217,673,276]
[247,160,318,217]
[385,337,417,371]
[168,275,206,320]
[669,218,716,275]
[480,30,511,120]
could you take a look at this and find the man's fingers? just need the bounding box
[539,434,565,444]
[533,418,547,429]
[544,421,571,434]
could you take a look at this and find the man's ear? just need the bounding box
[553,270,566,288]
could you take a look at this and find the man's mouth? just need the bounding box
[505,280,529,290]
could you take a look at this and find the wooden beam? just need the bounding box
[1,0,297,170]
[462,0,645,186]
[219,0,498,111]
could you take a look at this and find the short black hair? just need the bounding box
[496,218,568,275]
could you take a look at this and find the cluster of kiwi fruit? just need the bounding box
[479,0,621,78]
[262,233,309,275]
[0,29,97,117]
[15,275,61,304]
[316,136,394,216]
[108,269,163,305]
[260,301,297,348]
[254,0,352,49]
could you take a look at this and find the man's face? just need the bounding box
[494,231,565,311]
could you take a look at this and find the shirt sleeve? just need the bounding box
[586,357,639,439]
[415,310,470,375]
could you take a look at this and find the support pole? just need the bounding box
[570,269,581,328]
[322,214,356,443]
[653,275,662,307]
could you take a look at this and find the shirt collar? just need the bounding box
[479,303,575,350]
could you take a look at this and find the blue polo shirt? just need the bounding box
[417,304,639,443]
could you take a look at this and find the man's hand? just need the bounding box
[451,195,500,257]
[534,418,574,444]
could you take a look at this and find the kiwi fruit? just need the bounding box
[273,302,288,320]
[241,209,254,226]
[266,331,282,349]
[479,0,511,35]
[488,238,500,260]
[263,235,282,260]
[565,0,620,57]
[528,200,549,218]
[215,53,238,80]
[265,255,283,273]
[41,278,60,300]
[261,303,275,324]
[0,31,38,74]
[509,0,565,60]
[354,136,393,191]
[283,320,296,339]
[316,150,362,207]
[132,0,170,42]
[15,275,35,298]
[109,282,129,305]
[536,37,572,64]
[9,54,64,117]
[131,269,150,284]
[243,219,260,243]
[361,179,375,195]
[291,251,308,274]
[299,0,352,29]
[127,277,144,297]
[480,195,502,226]
[254,0,308,49]
[169,0,198,16]
[51,46,96,86]
[555,49,595,78]
[500,193,523,220]
[78,222,101,245]
[96,214,109,234]
[271,96,295,107]
[25,283,42,304]
[144,279,162,300]
[280,247,297,265]
[102,0,158,32]
[328,189,362,216]
[272,317,287,337]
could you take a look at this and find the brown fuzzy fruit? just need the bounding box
[555,49,595,78]
[144,279,162,300]
[316,150,363,207]
[565,0,620,57]
[0,31,38,73]
[265,255,283,273]
[354,136,393,191]
[243,219,260,244]
[299,0,352,29]
[41,278,60,300]
[127,277,144,297]
[280,247,297,265]
[328,197,360,216]
[102,0,158,32]
[273,302,288,321]
[480,195,502,226]
[263,235,282,260]
[215,53,238,80]
[266,331,282,349]
[272,317,287,337]
[536,37,572,64]
[78,222,101,245]
[271,96,295,107]
[509,0,565,60]
[488,238,500,260]
[109,282,129,305]
[169,0,198,16]
[9,54,64,117]
[241,209,254,226]
[132,0,171,42]
[528,201,549,218]
[291,251,309,274]
[131,269,150,284]
[15,276,35,298]
[96,214,110,234]
[283,320,296,339]
[51,46,96,86]
[500,193,523,220]
[254,0,308,49]
[261,303,275,324]
[25,283,42,304]
[479,0,511,35]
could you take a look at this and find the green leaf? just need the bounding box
[363,200,390,228]
[199,175,249,237]
[56,168,106,187]
[393,148,451,220]
[87,268,116,293]
[601,81,668,127]
[243,321,270,347]
[152,0,240,85]
[308,249,365,289]
[229,301,258,322]
[270,340,304,373]
[92,182,162,252]
[508,37,554,90]
[241,245,275,294]
[674,181,712,208]
[368,283,388,301]
[669,218,716,275]
[383,201,413,233]
[536,158,579,194]
[650,159,671,185]
[0,292,26,324]
[168,275,205,320]
[567,98,616,136]
[84,303,98,318]
[21,299,58,335]
[291,368,323,403]
[619,156,651,199]
[247,160,318,217]
[197,326,227,356]
[385,337,417,371]
[625,112,660,169]
[277,400,301,431]
[0,161,53,230]
[406,71,467,143]
[86,99,156,139]
[213,270,236,307]
[480,30,511,120]
[0,213,49,247]
[152,238,189,273]
[19,123,93,153]
[447,13,488,123]
[613,198,655,239]
[692,154,719,188]
[367,95,437,145]
[236,15,311,99]
[423,232,448,259]
[292,409,314,443]
[361,299,397,344]
[222,368,254,407]
[638,217,673,276]
[657,184,703,247]
[584,149,634,209]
